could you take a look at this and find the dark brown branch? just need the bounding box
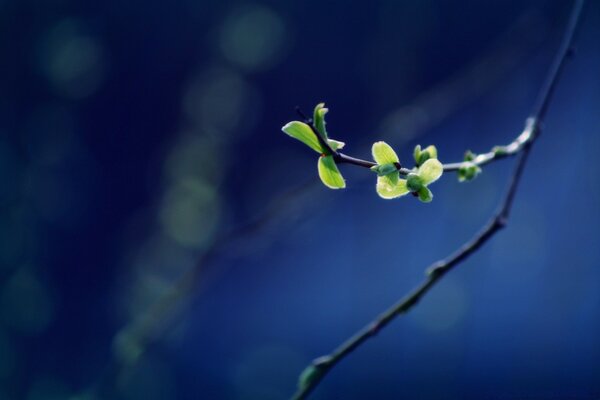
[291,0,585,398]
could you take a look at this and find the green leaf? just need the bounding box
[417,186,433,203]
[424,145,438,159]
[313,103,329,139]
[282,121,324,154]
[418,158,443,185]
[376,173,409,199]
[327,138,345,151]
[318,155,345,189]
[372,141,399,165]
[413,145,422,164]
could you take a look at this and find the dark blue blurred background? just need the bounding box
[1,0,599,399]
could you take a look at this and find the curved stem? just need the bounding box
[291,0,586,398]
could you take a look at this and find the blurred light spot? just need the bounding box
[164,133,222,185]
[182,67,261,134]
[132,235,195,284]
[410,279,468,332]
[232,344,305,400]
[26,377,71,400]
[0,268,55,335]
[219,5,288,72]
[38,19,107,99]
[113,329,144,367]
[159,178,220,249]
[123,236,195,320]
[117,356,175,400]
[0,330,16,379]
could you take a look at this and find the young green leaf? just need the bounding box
[282,121,324,153]
[424,145,438,159]
[414,144,438,165]
[318,155,346,189]
[418,158,443,185]
[313,103,329,138]
[413,145,422,164]
[327,139,345,151]
[376,174,409,199]
[372,141,399,165]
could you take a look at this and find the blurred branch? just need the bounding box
[291,0,586,398]
[97,4,569,396]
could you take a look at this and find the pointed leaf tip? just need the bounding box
[313,103,329,138]
[327,138,345,151]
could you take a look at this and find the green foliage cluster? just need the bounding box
[282,103,483,203]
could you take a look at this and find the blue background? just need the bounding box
[1,0,599,399]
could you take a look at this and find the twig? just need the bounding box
[291,1,586,398]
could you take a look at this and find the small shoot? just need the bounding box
[458,150,481,182]
[372,141,409,199]
[281,103,346,189]
[413,144,438,166]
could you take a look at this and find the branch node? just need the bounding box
[368,321,381,336]
[496,215,508,228]
[312,355,332,369]
[426,262,446,277]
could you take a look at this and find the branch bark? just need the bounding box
[291,1,586,398]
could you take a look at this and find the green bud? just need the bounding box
[492,146,508,156]
[417,186,433,203]
[298,357,331,391]
[406,173,423,192]
[298,365,321,390]
[458,162,481,182]
[413,145,422,164]
[414,144,438,165]
[371,163,398,177]
[464,150,476,162]
[418,151,430,165]
[423,145,438,159]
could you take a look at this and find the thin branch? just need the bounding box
[297,113,531,176]
[291,1,586,398]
